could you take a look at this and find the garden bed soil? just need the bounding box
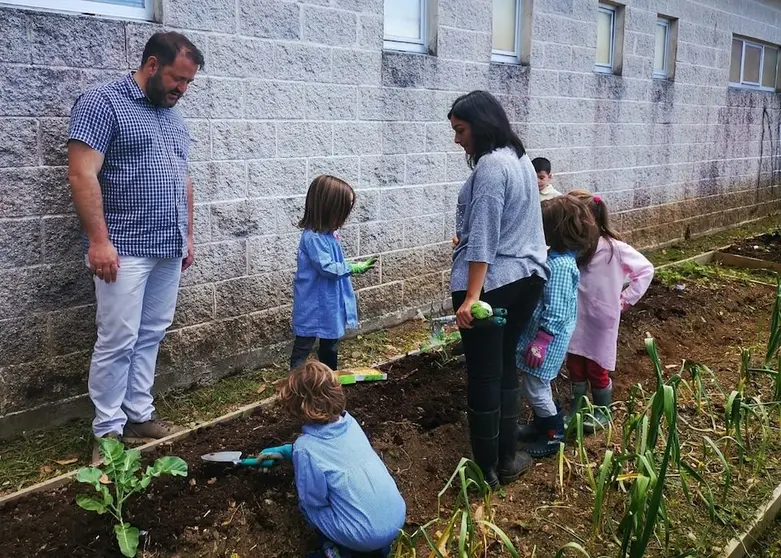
[725,232,781,263]
[0,279,776,557]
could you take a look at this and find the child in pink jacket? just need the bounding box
[565,190,654,432]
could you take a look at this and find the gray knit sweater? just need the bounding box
[451,148,549,293]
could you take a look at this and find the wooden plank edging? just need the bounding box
[722,481,781,558]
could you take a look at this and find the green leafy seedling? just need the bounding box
[75,437,188,557]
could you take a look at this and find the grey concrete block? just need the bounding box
[245,80,306,120]
[381,51,465,91]
[403,214,445,248]
[40,118,69,167]
[447,153,471,182]
[440,0,492,32]
[240,0,300,39]
[215,271,293,318]
[0,262,93,319]
[0,315,47,366]
[210,199,276,241]
[125,24,207,70]
[359,154,406,188]
[332,48,382,85]
[211,121,276,160]
[248,233,300,274]
[48,304,96,356]
[302,6,358,46]
[248,158,308,197]
[359,220,404,254]
[193,203,211,245]
[423,242,453,273]
[305,84,358,120]
[186,119,211,162]
[403,272,445,309]
[248,304,293,347]
[278,122,333,158]
[160,0,237,33]
[383,122,426,155]
[180,240,247,287]
[438,27,489,62]
[358,14,383,49]
[0,167,72,218]
[178,77,244,120]
[43,215,82,264]
[273,43,333,82]
[172,284,214,329]
[308,156,361,185]
[0,66,121,117]
[0,8,30,63]
[0,218,42,269]
[382,248,426,282]
[31,13,126,69]
[333,0,382,13]
[189,161,247,203]
[208,35,274,78]
[0,118,39,167]
[357,281,403,319]
[338,224,359,257]
[347,189,379,223]
[425,122,460,153]
[381,185,443,220]
[334,122,383,155]
[276,196,305,234]
[407,153,447,184]
[159,316,250,368]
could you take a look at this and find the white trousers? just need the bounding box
[89,256,182,437]
[520,373,557,418]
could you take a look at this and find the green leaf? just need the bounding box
[114,522,140,558]
[478,521,519,557]
[555,542,591,557]
[100,437,126,468]
[76,467,104,490]
[147,456,188,478]
[76,495,108,515]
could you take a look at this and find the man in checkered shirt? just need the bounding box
[67,32,204,463]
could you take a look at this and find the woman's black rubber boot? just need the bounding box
[467,407,501,489]
[497,388,534,484]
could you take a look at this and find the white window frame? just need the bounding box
[383,0,428,54]
[653,18,670,79]
[491,0,522,64]
[730,36,779,92]
[595,4,616,74]
[0,0,153,20]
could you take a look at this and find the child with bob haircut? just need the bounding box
[565,190,654,431]
[516,196,598,458]
[291,175,376,372]
[258,361,406,558]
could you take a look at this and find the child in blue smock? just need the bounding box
[516,196,598,458]
[259,361,407,558]
[290,175,376,371]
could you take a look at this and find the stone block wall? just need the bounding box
[1,0,780,435]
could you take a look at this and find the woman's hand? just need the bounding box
[456,295,479,329]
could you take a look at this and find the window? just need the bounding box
[730,36,780,91]
[384,0,428,54]
[653,16,677,79]
[492,0,521,63]
[0,0,153,19]
[595,3,624,74]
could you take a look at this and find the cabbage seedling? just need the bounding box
[75,437,188,557]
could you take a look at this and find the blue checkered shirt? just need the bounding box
[68,73,190,259]
[516,251,580,381]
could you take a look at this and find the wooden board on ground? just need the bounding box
[713,251,781,274]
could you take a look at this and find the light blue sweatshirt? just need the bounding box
[293,412,406,552]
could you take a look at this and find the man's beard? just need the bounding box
[146,72,180,108]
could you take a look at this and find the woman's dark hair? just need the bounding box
[568,189,622,265]
[142,32,205,70]
[298,175,355,233]
[541,196,599,267]
[447,90,525,168]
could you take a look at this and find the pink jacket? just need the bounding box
[567,237,654,371]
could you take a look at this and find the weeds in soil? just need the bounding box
[75,438,188,557]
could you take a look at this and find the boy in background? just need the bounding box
[532,157,562,201]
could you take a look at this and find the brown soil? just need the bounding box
[725,231,781,263]
[0,279,774,558]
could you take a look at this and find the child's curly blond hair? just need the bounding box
[279,361,346,424]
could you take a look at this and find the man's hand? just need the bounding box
[182,235,195,271]
[88,241,120,283]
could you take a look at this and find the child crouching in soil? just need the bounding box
[258,361,406,558]
[515,196,598,458]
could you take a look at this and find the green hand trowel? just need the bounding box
[200,451,277,468]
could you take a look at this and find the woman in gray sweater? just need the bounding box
[449,91,549,487]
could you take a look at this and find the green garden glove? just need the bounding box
[256,444,293,468]
[470,301,508,320]
[349,256,377,275]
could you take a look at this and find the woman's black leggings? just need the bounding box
[452,275,544,413]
